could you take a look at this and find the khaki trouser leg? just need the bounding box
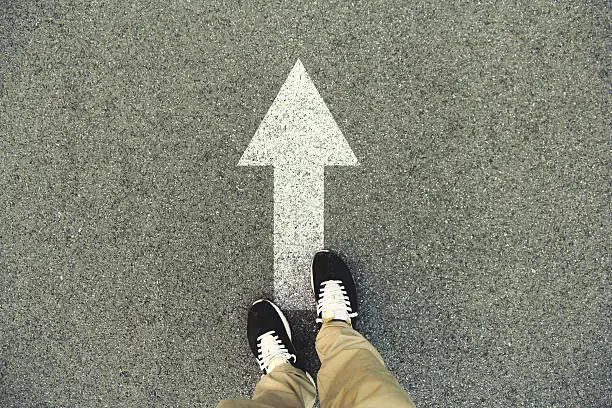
[217,363,316,408]
[316,321,416,408]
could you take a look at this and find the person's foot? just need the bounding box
[247,299,297,374]
[311,250,358,324]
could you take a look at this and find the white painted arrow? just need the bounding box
[238,59,358,310]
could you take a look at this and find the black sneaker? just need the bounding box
[247,299,297,374]
[311,250,358,324]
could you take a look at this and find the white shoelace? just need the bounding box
[256,330,296,372]
[316,280,358,323]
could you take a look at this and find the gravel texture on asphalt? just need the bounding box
[1,1,609,407]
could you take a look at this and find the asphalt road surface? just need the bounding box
[1,1,610,407]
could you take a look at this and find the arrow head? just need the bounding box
[239,59,358,167]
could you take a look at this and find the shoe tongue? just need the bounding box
[322,309,349,323]
[319,281,351,323]
[267,355,289,373]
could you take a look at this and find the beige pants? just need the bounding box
[218,321,415,408]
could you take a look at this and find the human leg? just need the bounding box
[311,251,415,408]
[316,321,415,407]
[217,362,315,408]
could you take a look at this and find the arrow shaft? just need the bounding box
[274,166,324,310]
